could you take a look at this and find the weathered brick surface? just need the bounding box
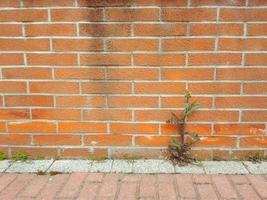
[0,0,266,159]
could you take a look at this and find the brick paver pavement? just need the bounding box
[0,173,266,200]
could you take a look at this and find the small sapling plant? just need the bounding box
[166,91,201,165]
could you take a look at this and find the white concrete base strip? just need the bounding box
[0,159,266,174]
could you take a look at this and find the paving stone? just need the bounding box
[0,160,13,172]
[133,159,174,173]
[175,163,205,174]
[48,160,91,173]
[203,161,248,174]
[6,160,53,173]
[111,160,133,173]
[243,161,267,174]
[90,160,113,173]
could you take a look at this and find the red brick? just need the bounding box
[2,68,52,79]
[58,122,106,133]
[34,135,81,146]
[189,53,242,66]
[80,24,131,36]
[161,96,212,108]
[108,96,158,108]
[189,82,240,94]
[135,82,185,94]
[0,39,49,51]
[56,96,106,108]
[107,68,158,80]
[61,148,107,159]
[110,123,158,134]
[0,54,24,65]
[0,24,22,36]
[162,8,216,21]
[162,68,213,80]
[0,122,6,132]
[0,134,30,145]
[191,0,246,5]
[219,38,267,51]
[193,136,236,148]
[244,83,267,94]
[220,8,267,21]
[77,0,132,7]
[247,175,267,199]
[135,110,173,121]
[245,53,267,66]
[55,68,105,80]
[0,9,48,22]
[134,0,187,6]
[24,0,75,7]
[32,109,81,120]
[106,8,159,21]
[83,109,132,121]
[189,111,239,122]
[82,82,132,94]
[134,54,185,66]
[249,0,267,6]
[214,124,265,135]
[27,54,77,66]
[80,54,131,66]
[8,121,56,133]
[5,95,54,107]
[161,124,212,135]
[30,81,79,94]
[162,38,215,51]
[53,39,103,51]
[135,136,172,147]
[52,8,103,21]
[247,24,267,36]
[216,97,267,108]
[11,147,57,158]
[0,109,29,120]
[134,23,186,36]
[242,111,267,122]
[197,184,219,200]
[107,39,158,51]
[84,135,132,146]
[26,24,76,36]
[240,137,267,148]
[217,68,267,80]
[176,175,197,199]
[0,0,20,7]
[0,81,26,93]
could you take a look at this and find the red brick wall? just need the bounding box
[0,0,266,160]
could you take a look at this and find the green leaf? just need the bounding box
[171,139,181,147]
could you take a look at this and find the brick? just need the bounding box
[78,0,132,7]
[139,175,157,198]
[0,0,20,7]
[8,121,56,133]
[134,0,187,6]
[107,39,159,51]
[134,54,185,66]
[240,137,267,148]
[0,9,48,22]
[106,8,159,21]
[220,8,267,21]
[58,122,106,133]
[61,148,107,159]
[219,38,267,51]
[247,175,267,199]
[176,175,197,199]
[161,96,213,108]
[0,109,29,119]
[0,81,26,93]
[55,68,105,80]
[162,68,213,80]
[189,111,239,122]
[84,135,132,146]
[189,82,240,94]
[24,0,75,6]
[214,124,265,135]
[193,136,236,148]
[0,54,24,65]
[190,23,243,36]
[247,24,267,36]
[32,109,81,120]
[25,24,76,36]
[118,183,137,199]
[112,148,163,159]
[52,39,103,51]
[2,68,52,79]
[161,124,212,135]
[215,97,267,108]
[108,96,158,108]
[245,53,267,66]
[11,147,57,158]
[162,38,215,51]
[191,0,246,6]
[0,24,22,36]
[80,24,131,36]
[52,8,103,21]
[242,111,267,122]
[162,8,216,21]
[80,54,131,66]
[56,96,106,107]
[0,174,17,194]
[83,109,132,121]
[30,81,79,94]
[34,135,81,145]
[244,83,267,94]
[135,110,172,121]
[216,68,267,80]
[0,39,49,51]
[189,53,242,66]
[0,122,6,132]
[234,182,261,200]
[27,54,77,66]
[135,136,172,146]
[110,123,158,134]
[135,82,185,94]
[197,184,218,200]
[82,82,132,94]
[0,134,30,145]
[5,95,54,107]
[107,68,158,80]
[249,0,267,6]
[77,182,100,199]
[134,23,186,36]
